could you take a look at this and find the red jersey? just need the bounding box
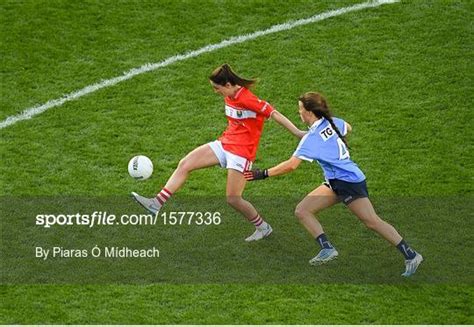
[219,87,274,161]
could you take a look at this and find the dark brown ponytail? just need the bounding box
[298,92,349,148]
[209,63,256,88]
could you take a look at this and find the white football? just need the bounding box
[128,155,153,180]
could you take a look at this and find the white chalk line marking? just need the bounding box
[0,0,399,130]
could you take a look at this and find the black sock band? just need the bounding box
[396,239,416,260]
[315,233,334,249]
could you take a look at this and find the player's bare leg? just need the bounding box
[226,169,272,241]
[348,197,423,277]
[294,185,339,237]
[132,144,219,215]
[347,198,402,245]
[164,144,220,193]
[295,185,339,265]
[226,169,257,218]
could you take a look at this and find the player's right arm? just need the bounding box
[268,156,302,176]
[244,156,302,181]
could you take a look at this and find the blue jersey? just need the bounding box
[293,117,365,183]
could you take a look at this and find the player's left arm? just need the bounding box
[244,156,302,181]
[270,111,306,139]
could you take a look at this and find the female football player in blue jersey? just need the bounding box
[244,92,423,277]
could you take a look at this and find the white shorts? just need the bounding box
[208,140,253,173]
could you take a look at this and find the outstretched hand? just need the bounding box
[244,168,269,181]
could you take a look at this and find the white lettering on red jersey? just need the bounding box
[219,87,275,161]
[224,105,257,119]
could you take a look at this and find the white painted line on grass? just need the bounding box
[0,0,399,130]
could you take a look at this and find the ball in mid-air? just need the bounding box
[128,155,153,180]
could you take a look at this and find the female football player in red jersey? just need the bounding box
[132,63,305,241]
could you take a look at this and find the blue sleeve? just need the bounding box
[333,117,347,136]
[293,133,314,162]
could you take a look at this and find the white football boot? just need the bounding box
[131,192,161,215]
[309,248,339,266]
[245,223,273,242]
[401,252,423,277]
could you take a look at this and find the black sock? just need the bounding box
[396,239,416,260]
[315,233,334,249]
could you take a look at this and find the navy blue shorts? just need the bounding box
[324,179,369,205]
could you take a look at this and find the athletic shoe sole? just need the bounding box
[130,192,159,215]
[401,253,424,277]
[309,250,339,266]
[245,225,273,242]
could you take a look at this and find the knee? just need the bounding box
[177,157,193,173]
[226,196,243,209]
[362,215,381,230]
[294,204,311,220]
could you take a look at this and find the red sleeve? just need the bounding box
[237,90,275,118]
